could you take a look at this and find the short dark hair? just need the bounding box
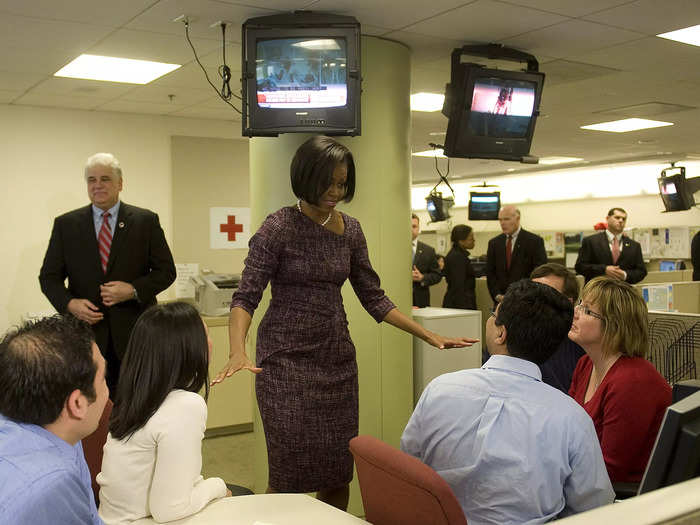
[495,280,574,365]
[450,224,473,246]
[290,136,356,206]
[411,213,419,222]
[607,207,627,217]
[109,302,210,440]
[0,315,96,425]
[530,262,579,301]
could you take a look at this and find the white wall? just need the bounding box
[0,104,238,331]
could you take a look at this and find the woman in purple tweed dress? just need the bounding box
[213,136,476,510]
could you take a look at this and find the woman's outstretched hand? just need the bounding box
[425,332,478,350]
[211,353,262,385]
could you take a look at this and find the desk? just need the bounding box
[132,494,369,524]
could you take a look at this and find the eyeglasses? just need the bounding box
[575,299,604,321]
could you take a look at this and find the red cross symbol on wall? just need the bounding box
[220,215,244,241]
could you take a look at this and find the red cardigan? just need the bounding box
[569,356,671,483]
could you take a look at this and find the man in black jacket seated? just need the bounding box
[411,213,442,308]
[575,207,646,284]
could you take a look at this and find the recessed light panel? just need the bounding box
[412,149,446,158]
[54,54,181,84]
[581,118,673,133]
[539,156,584,165]
[657,24,700,47]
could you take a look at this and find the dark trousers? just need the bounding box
[103,330,121,401]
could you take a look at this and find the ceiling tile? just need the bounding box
[97,99,189,115]
[125,0,275,40]
[307,0,476,31]
[170,105,242,121]
[496,0,633,18]
[401,0,568,42]
[582,0,700,35]
[13,93,111,110]
[116,84,214,106]
[0,90,23,103]
[88,28,221,65]
[0,0,155,26]
[0,71,47,91]
[24,77,137,98]
[501,19,645,58]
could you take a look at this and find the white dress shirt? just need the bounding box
[401,355,614,525]
[98,390,227,524]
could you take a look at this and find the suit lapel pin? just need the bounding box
[119,222,125,229]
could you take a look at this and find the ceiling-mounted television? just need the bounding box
[441,45,545,162]
[468,191,501,220]
[241,12,361,137]
[426,192,454,222]
[658,166,699,212]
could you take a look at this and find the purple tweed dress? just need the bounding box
[231,206,395,492]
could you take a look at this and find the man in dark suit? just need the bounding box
[575,207,646,284]
[486,205,547,302]
[39,153,176,396]
[411,213,442,307]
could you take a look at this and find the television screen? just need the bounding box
[658,173,695,212]
[242,12,361,137]
[442,63,545,162]
[426,193,454,222]
[469,78,536,138]
[256,38,348,109]
[468,192,500,221]
[659,260,679,272]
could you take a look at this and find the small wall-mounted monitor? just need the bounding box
[638,391,700,494]
[468,191,500,220]
[426,192,454,222]
[659,260,684,271]
[442,65,545,161]
[242,12,361,137]
[658,166,697,212]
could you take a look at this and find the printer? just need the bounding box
[191,273,240,316]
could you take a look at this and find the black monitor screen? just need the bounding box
[468,78,537,138]
[469,192,501,221]
[658,174,695,212]
[256,38,347,109]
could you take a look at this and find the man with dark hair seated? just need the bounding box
[531,262,586,393]
[401,280,614,524]
[0,315,108,524]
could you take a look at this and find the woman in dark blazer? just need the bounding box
[442,224,476,310]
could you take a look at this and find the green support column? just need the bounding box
[247,36,412,515]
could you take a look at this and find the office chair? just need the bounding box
[82,398,113,505]
[349,435,467,525]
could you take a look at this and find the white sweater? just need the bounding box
[97,390,227,524]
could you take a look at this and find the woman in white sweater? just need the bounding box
[97,302,230,524]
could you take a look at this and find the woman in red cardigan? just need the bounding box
[568,277,671,483]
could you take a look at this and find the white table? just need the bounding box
[412,307,482,404]
[132,494,369,524]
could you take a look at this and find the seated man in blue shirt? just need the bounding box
[0,315,108,525]
[531,262,586,393]
[401,280,614,524]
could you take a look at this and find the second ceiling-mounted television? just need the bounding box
[658,165,699,212]
[442,44,545,162]
[468,191,501,220]
[241,12,361,137]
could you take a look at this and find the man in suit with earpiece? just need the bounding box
[39,153,176,397]
[575,207,647,284]
[486,205,547,303]
[411,213,442,308]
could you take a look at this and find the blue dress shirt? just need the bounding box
[92,201,120,239]
[401,355,614,525]
[0,414,103,525]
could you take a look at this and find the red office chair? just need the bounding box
[82,398,113,505]
[349,435,467,525]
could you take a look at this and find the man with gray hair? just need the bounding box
[39,153,176,396]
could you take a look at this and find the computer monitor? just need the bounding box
[659,260,678,272]
[638,390,700,494]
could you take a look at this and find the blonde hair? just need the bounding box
[581,276,648,357]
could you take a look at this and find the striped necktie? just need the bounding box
[98,212,112,273]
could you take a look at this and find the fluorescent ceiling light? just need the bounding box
[580,118,674,133]
[539,156,584,165]
[411,92,444,112]
[54,54,181,84]
[412,149,446,158]
[292,39,340,50]
[657,24,700,47]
